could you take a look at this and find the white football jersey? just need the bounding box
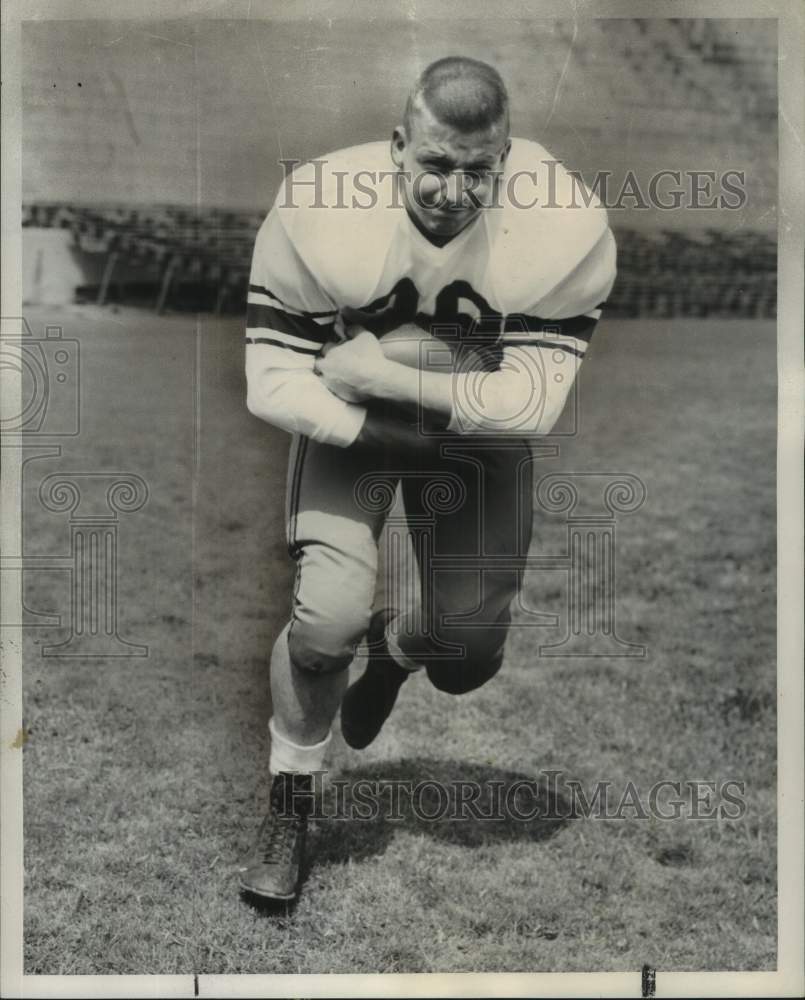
[246,138,617,445]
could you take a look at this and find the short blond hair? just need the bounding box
[404,56,509,135]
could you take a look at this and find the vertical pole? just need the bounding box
[97,251,119,306]
[156,255,179,315]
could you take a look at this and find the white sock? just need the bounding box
[386,618,423,673]
[268,717,331,776]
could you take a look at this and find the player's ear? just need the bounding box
[500,137,512,164]
[390,126,407,168]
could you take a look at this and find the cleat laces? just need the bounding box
[258,813,299,865]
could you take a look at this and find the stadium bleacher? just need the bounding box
[21,18,777,319]
[21,202,776,319]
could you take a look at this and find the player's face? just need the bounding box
[391,107,510,239]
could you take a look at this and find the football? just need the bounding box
[378,323,454,372]
[379,322,491,374]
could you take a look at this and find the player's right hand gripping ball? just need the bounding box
[316,340,365,403]
[316,331,388,403]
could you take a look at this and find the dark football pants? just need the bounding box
[284,430,535,693]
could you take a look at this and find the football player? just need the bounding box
[239,56,616,901]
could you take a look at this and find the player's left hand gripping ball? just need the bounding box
[315,330,387,403]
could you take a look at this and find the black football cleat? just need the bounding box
[340,608,413,750]
[238,771,313,901]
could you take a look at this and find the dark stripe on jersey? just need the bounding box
[246,303,333,344]
[502,313,598,342]
[245,336,321,356]
[501,339,586,359]
[248,284,336,320]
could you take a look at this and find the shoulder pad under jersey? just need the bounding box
[488,138,611,312]
[273,142,400,306]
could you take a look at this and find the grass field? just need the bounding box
[20,305,776,974]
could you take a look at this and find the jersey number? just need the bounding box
[343,278,503,342]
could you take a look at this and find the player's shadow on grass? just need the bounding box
[241,758,575,915]
[309,757,575,868]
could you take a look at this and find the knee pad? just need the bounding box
[287,615,369,675]
[287,624,355,675]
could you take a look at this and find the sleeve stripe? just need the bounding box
[246,303,333,344]
[248,283,336,320]
[501,339,586,359]
[246,337,321,356]
[246,327,328,351]
[502,313,598,342]
[248,288,333,326]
